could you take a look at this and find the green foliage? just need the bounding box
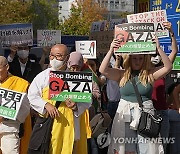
[30,0,59,30]
[59,0,107,35]
[0,0,34,24]
[0,0,107,36]
[0,0,59,36]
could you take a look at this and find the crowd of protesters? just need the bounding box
[0,21,179,154]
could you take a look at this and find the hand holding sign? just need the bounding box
[162,21,174,35]
[10,45,18,58]
[65,98,77,111]
[44,102,60,118]
[110,39,121,51]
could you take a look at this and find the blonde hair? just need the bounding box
[120,54,154,87]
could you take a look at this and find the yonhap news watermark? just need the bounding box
[113,137,175,144]
[97,133,176,148]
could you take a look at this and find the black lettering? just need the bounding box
[61,81,70,92]
[71,81,80,92]
[145,32,153,42]
[0,89,5,97]
[82,82,91,93]
[10,101,16,110]
[2,99,11,108]
[136,32,144,42]
[156,23,164,31]
[127,33,135,42]
[49,80,59,91]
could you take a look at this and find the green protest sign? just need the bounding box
[114,23,156,54]
[0,87,25,120]
[49,71,92,103]
[173,56,180,70]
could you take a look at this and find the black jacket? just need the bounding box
[9,57,42,83]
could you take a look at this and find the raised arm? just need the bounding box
[39,47,50,70]
[99,39,123,82]
[152,36,172,80]
[163,21,178,63]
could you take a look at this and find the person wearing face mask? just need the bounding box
[27,46,92,154]
[7,44,42,83]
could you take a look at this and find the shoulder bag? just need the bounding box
[28,101,61,154]
[131,77,162,138]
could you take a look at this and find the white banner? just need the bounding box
[0,87,30,122]
[37,30,61,47]
[75,40,96,59]
[0,23,33,47]
[127,10,169,38]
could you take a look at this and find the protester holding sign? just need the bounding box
[99,35,172,153]
[28,44,91,154]
[0,56,31,154]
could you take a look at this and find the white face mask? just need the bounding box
[50,59,64,70]
[17,50,29,59]
[151,55,161,65]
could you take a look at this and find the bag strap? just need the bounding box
[131,77,143,108]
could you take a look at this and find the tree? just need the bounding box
[0,0,59,37]
[59,0,107,35]
[30,0,59,31]
[0,0,34,24]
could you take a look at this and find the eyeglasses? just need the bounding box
[49,54,67,60]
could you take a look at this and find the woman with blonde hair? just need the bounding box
[99,36,172,154]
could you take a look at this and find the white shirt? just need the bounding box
[28,68,91,140]
[7,55,27,75]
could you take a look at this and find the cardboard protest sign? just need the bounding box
[0,23,33,47]
[173,56,180,70]
[89,31,114,55]
[49,71,92,103]
[0,87,26,120]
[114,23,156,54]
[75,40,96,59]
[37,30,61,47]
[127,10,169,38]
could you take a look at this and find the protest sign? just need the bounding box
[49,71,92,103]
[37,30,61,47]
[127,10,169,38]
[91,21,108,32]
[0,87,26,120]
[89,31,114,55]
[114,23,156,54]
[108,18,127,31]
[0,23,33,47]
[75,40,96,59]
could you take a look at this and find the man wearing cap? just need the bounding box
[0,56,30,154]
[7,44,42,83]
[28,45,91,154]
